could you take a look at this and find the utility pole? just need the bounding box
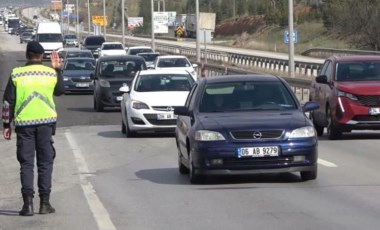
[103,0,106,39]
[196,0,200,62]
[151,0,155,51]
[122,0,125,46]
[87,0,91,34]
[288,0,295,78]
[76,0,79,38]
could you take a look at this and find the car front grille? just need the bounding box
[71,78,92,83]
[222,156,294,167]
[143,114,177,126]
[353,115,380,122]
[357,95,380,106]
[152,106,181,111]
[230,130,284,140]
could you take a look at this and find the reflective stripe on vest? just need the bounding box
[11,65,58,126]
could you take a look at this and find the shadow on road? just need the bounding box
[0,210,19,216]
[318,131,380,141]
[97,130,175,139]
[67,107,120,113]
[135,167,304,186]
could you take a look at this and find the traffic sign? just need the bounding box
[92,16,108,26]
[284,30,298,44]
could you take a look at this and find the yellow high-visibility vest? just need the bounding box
[11,64,58,126]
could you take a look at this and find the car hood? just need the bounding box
[101,50,126,56]
[336,81,380,95]
[62,70,94,77]
[107,77,134,88]
[198,110,309,131]
[131,91,189,106]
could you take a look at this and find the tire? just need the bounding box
[95,97,104,112]
[189,151,204,184]
[310,112,324,137]
[300,166,317,181]
[125,119,136,137]
[177,142,189,174]
[327,107,342,140]
[121,119,126,134]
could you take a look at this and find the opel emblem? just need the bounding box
[253,131,262,139]
[167,106,174,112]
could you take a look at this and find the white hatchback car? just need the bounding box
[98,42,126,57]
[153,55,198,80]
[119,69,195,137]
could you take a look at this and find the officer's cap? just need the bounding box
[26,41,44,54]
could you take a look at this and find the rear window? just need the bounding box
[85,36,105,45]
[64,35,77,39]
[129,48,154,55]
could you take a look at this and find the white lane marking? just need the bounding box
[65,130,117,230]
[318,158,338,167]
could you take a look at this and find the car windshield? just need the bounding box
[102,44,123,50]
[64,35,77,39]
[336,61,380,81]
[66,51,93,58]
[100,60,145,77]
[157,58,190,68]
[22,32,33,37]
[64,59,95,70]
[199,81,297,112]
[129,48,153,55]
[135,74,195,92]
[37,34,62,42]
[138,54,160,62]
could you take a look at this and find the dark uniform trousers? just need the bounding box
[15,124,56,196]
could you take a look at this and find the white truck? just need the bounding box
[36,22,63,59]
[184,12,216,38]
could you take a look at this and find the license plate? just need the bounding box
[157,113,177,120]
[116,96,123,101]
[76,83,89,88]
[237,146,279,158]
[369,108,380,115]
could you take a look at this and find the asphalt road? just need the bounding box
[1,27,380,230]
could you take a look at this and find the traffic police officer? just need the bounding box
[2,41,64,216]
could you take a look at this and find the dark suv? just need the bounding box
[92,55,147,111]
[81,35,105,58]
[309,55,380,139]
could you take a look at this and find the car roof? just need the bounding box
[157,55,187,59]
[129,46,152,49]
[138,69,191,75]
[102,41,123,45]
[200,74,281,84]
[97,55,145,61]
[331,55,380,62]
[137,52,160,55]
[64,57,95,61]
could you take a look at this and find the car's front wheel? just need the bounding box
[121,119,126,134]
[310,111,324,136]
[327,107,342,140]
[300,166,317,181]
[177,141,189,174]
[189,151,204,184]
[125,118,137,137]
[94,96,104,112]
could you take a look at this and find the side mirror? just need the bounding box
[192,63,198,68]
[174,106,191,116]
[315,75,328,84]
[303,101,319,112]
[147,64,155,69]
[96,48,101,51]
[90,74,98,80]
[119,84,130,93]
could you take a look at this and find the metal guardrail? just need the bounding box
[302,47,380,58]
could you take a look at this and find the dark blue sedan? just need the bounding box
[62,57,96,93]
[174,75,320,184]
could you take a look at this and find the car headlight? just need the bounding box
[99,79,110,87]
[63,76,69,81]
[195,130,226,141]
[289,126,316,138]
[131,100,149,110]
[336,89,358,101]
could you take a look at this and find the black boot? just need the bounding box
[19,194,34,216]
[39,195,55,214]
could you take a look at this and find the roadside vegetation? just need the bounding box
[70,0,380,54]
